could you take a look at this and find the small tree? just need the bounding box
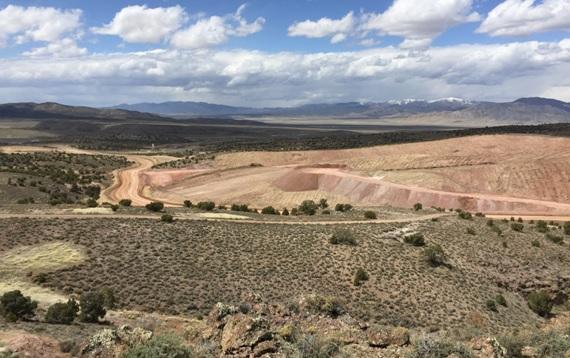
[161,214,174,223]
[100,287,117,309]
[119,199,132,207]
[45,299,79,324]
[319,199,329,209]
[261,206,278,215]
[197,201,215,211]
[510,222,524,232]
[527,291,552,317]
[423,244,446,267]
[145,201,164,212]
[282,208,290,216]
[335,203,353,212]
[0,290,37,322]
[183,200,192,208]
[353,268,369,286]
[413,203,423,211]
[536,220,548,233]
[298,200,318,215]
[364,211,377,220]
[79,291,106,323]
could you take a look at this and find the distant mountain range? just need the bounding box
[111,97,570,125]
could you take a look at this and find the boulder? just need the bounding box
[221,314,273,355]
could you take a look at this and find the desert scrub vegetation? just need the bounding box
[403,232,425,246]
[413,203,423,211]
[196,201,216,211]
[334,203,353,212]
[304,294,343,317]
[160,214,174,223]
[457,211,472,220]
[0,290,37,322]
[510,222,524,232]
[353,268,369,286]
[298,200,318,215]
[545,233,564,244]
[364,210,377,219]
[329,229,357,245]
[145,201,164,212]
[45,299,79,324]
[119,199,132,207]
[261,206,278,215]
[123,334,194,358]
[423,244,446,267]
[408,336,473,358]
[527,291,553,317]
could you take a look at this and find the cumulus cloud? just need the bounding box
[477,0,570,37]
[170,5,264,49]
[362,0,480,48]
[288,12,355,44]
[1,39,569,106]
[23,38,87,58]
[0,5,82,47]
[92,5,186,43]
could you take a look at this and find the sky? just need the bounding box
[0,0,570,107]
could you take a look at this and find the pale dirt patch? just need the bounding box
[0,242,86,305]
[196,213,251,220]
[71,207,114,215]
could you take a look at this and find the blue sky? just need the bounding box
[0,0,569,106]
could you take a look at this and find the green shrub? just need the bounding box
[79,291,106,323]
[510,222,524,232]
[466,227,476,235]
[486,219,494,227]
[458,211,472,220]
[295,334,339,358]
[291,208,299,215]
[0,290,37,322]
[527,291,553,317]
[298,200,318,215]
[110,204,119,212]
[531,239,541,247]
[495,294,507,307]
[423,244,446,267]
[86,199,98,208]
[546,233,564,244]
[305,295,343,317]
[196,201,215,211]
[319,198,329,209]
[329,229,357,246]
[486,299,497,312]
[353,268,369,286]
[45,299,79,324]
[261,206,278,215]
[334,203,352,212]
[231,203,250,212]
[364,211,377,220]
[536,220,548,233]
[413,203,423,211]
[119,199,132,207]
[403,232,425,246]
[281,208,289,216]
[100,287,117,309]
[160,214,174,223]
[145,201,164,212]
[122,335,193,358]
[183,200,192,208]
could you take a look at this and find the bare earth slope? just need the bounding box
[144,135,570,215]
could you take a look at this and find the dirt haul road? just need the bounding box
[99,155,177,206]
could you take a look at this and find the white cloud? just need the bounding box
[23,38,87,58]
[288,12,355,43]
[0,5,82,47]
[478,0,570,37]
[171,5,264,49]
[92,5,187,43]
[1,40,569,106]
[362,0,480,48]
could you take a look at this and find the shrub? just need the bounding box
[510,222,524,232]
[86,199,98,208]
[45,299,79,324]
[486,299,498,312]
[0,290,37,322]
[536,220,548,233]
[403,232,425,246]
[334,203,352,212]
[319,198,329,209]
[183,200,192,208]
[305,295,343,317]
[458,211,472,220]
[322,209,331,215]
[364,211,377,220]
[546,233,564,244]
[123,335,193,358]
[291,208,299,215]
[261,206,278,215]
[491,225,503,236]
[475,212,485,217]
[518,217,523,223]
[160,214,174,223]
[466,227,476,235]
[295,334,339,358]
[329,229,357,246]
[110,204,119,212]
[496,294,507,307]
[100,287,117,309]
[298,200,318,215]
[423,244,446,267]
[527,291,553,317]
[409,337,473,358]
[532,239,541,247]
[281,208,289,216]
[486,219,494,227]
[196,201,215,211]
[145,201,164,212]
[564,222,570,235]
[353,268,369,286]
[79,291,106,323]
[413,203,423,211]
[119,199,132,207]
[231,203,250,212]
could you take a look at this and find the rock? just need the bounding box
[367,325,410,348]
[253,340,278,357]
[521,346,538,358]
[221,314,273,355]
[470,337,507,358]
